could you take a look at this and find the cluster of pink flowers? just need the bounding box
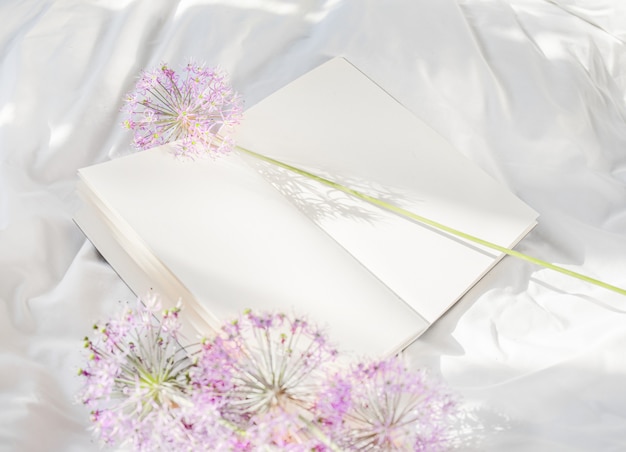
[78,298,458,451]
[122,62,243,159]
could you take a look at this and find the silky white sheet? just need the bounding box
[1,1,625,451]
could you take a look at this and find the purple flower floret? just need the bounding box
[122,61,243,159]
[77,295,201,450]
[315,356,458,451]
[191,310,339,450]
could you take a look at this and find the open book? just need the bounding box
[75,58,538,356]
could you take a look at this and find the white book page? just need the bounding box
[78,145,429,355]
[235,58,538,322]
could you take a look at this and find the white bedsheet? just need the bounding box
[1,1,626,451]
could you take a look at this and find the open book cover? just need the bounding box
[74,58,538,356]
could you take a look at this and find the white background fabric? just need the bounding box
[1,0,626,450]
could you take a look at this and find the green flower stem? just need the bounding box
[237,145,626,297]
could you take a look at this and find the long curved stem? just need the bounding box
[236,145,626,297]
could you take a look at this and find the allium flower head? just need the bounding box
[77,295,199,450]
[122,61,243,159]
[191,310,338,449]
[316,356,457,451]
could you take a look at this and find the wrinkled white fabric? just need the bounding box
[1,1,625,451]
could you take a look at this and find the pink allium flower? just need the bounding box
[78,299,462,451]
[191,310,339,450]
[315,356,457,451]
[77,295,201,450]
[122,61,243,159]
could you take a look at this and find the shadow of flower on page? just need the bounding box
[243,155,418,224]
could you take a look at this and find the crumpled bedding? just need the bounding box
[1,1,626,451]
